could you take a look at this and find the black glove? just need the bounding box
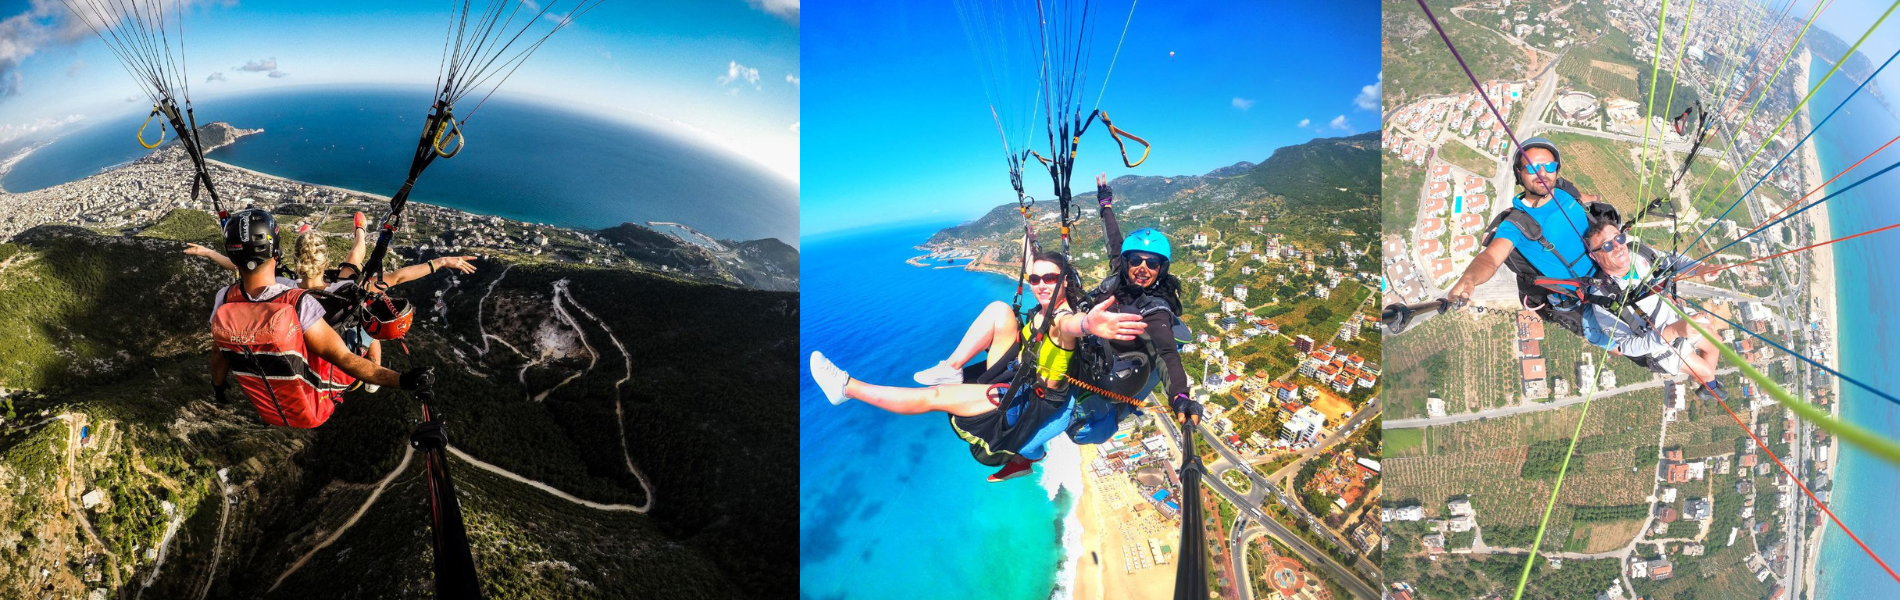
[1098,184,1114,208]
[1170,393,1203,423]
[400,366,436,391]
[213,381,231,404]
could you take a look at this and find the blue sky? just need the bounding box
[0,0,800,180]
[801,0,1380,237]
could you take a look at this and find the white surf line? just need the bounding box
[269,446,416,593]
[551,280,654,509]
[532,279,600,402]
[445,445,647,513]
[198,471,233,600]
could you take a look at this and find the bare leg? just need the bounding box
[844,380,1000,417]
[368,339,383,366]
[944,301,1022,369]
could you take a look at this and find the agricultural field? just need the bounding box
[1387,428,1428,458]
[1384,553,1624,600]
[1383,311,1522,418]
[1385,389,1662,552]
[1385,149,1426,238]
[1555,27,1641,101]
[1542,132,1658,217]
[1437,141,1497,176]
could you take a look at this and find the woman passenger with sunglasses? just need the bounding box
[809,230,1148,482]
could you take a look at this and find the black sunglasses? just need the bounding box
[1026,273,1063,285]
[1125,252,1167,269]
[1590,232,1628,254]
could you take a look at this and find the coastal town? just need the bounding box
[1382,0,1850,598]
[0,127,794,291]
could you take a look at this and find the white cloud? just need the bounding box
[0,113,84,145]
[65,60,84,77]
[1296,118,1311,128]
[1232,97,1255,111]
[234,58,278,72]
[785,73,799,87]
[1354,72,1382,111]
[205,71,226,83]
[789,122,800,134]
[718,61,760,89]
[267,70,288,79]
[1329,115,1352,131]
[746,0,799,25]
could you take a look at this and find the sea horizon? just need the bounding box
[1,86,799,245]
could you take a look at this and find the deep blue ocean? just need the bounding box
[2,87,798,244]
[799,222,1074,600]
[1809,63,1900,596]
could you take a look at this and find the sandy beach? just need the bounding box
[1794,47,1844,596]
[1074,444,1177,600]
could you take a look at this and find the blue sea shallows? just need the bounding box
[800,223,1068,600]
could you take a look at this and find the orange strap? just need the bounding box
[1099,111,1151,168]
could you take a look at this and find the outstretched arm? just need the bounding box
[1447,237,1515,305]
[184,243,238,273]
[1053,297,1145,345]
[371,255,478,288]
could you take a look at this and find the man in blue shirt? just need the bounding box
[1446,137,1614,337]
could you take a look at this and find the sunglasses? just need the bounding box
[1125,252,1167,269]
[1026,273,1063,285]
[1522,161,1559,175]
[1590,232,1628,254]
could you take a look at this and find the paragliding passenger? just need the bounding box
[1445,137,1614,337]
[1078,175,1201,435]
[207,209,434,428]
[188,213,476,392]
[810,238,1146,482]
[1575,219,1730,400]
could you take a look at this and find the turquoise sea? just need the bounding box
[1809,62,1900,596]
[2,87,799,244]
[799,222,1077,600]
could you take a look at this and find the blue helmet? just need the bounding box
[1121,228,1171,261]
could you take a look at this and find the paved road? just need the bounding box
[1386,368,1737,428]
[1201,471,1378,600]
[1232,518,1258,600]
[1158,418,1378,599]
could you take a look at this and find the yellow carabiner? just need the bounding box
[433,117,465,158]
[137,108,166,149]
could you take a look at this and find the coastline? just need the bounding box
[1073,443,1176,600]
[1796,47,1843,596]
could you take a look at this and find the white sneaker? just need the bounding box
[913,360,963,386]
[810,351,852,405]
[365,383,381,394]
